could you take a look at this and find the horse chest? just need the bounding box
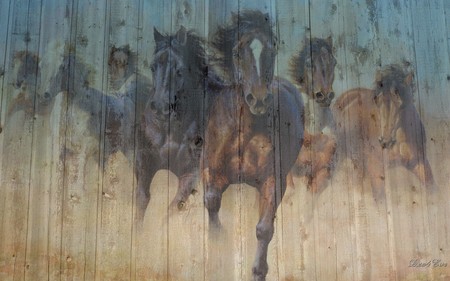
[227,132,274,182]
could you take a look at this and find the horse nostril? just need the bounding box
[263,93,273,105]
[245,93,256,106]
[162,102,171,115]
[314,91,325,100]
[150,100,158,113]
[194,136,203,147]
[329,92,335,100]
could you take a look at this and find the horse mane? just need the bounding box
[374,63,415,104]
[289,37,333,87]
[211,10,276,75]
[154,29,209,81]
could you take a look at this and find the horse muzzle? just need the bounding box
[314,91,335,107]
[149,99,171,116]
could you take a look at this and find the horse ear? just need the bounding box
[375,70,383,85]
[154,27,165,43]
[231,11,238,23]
[404,71,414,86]
[326,35,333,48]
[176,26,188,46]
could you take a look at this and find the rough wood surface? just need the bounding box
[0,0,449,280]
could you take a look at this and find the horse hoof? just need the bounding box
[252,270,267,281]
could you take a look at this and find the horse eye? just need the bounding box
[176,69,182,77]
[150,65,155,73]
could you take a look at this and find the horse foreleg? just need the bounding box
[410,158,436,191]
[135,149,158,229]
[170,171,198,210]
[203,168,228,230]
[311,166,331,194]
[253,176,282,281]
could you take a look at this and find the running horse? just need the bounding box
[289,37,337,194]
[204,11,304,280]
[333,64,436,199]
[135,26,222,224]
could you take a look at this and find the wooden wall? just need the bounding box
[0,0,449,280]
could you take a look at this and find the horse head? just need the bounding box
[374,65,414,149]
[6,51,40,117]
[212,11,277,116]
[149,26,200,117]
[291,36,336,107]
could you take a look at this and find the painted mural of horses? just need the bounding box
[40,49,152,170]
[135,26,223,225]
[203,11,304,280]
[332,64,436,199]
[289,37,337,194]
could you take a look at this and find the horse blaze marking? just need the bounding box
[250,39,263,77]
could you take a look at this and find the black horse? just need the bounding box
[135,26,223,225]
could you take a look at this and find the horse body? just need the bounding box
[332,65,435,198]
[204,11,304,280]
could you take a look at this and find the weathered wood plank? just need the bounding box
[0,0,41,280]
[164,1,208,280]
[204,1,243,281]
[333,1,382,280]
[23,1,72,280]
[59,1,107,280]
[409,0,450,279]
[274,1,316,281]
[0,1,12,277]
[94,0,140,280]
[135,1,170,280]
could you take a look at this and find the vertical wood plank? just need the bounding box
[23,0,71,280]
[0,2,11,276]
[59,1,107,280]
[409,0,450,279]
[274,1,317,281]
[204,1,242,281]
[166,1,207,280]
[334,0,380,280]
[95,0,139,279]
[0,0,41,280]
[135,1,170,280]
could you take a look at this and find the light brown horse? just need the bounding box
[204,11,304,281]
[289,37,337,194]
[332,64,435,199]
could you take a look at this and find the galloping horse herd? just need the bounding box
[1,10,436,281]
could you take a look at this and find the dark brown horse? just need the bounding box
[333,64,435,199]
[289,37,337,194]
[204,11,304,280]
[135,26,222,225]
[290,37,336,107]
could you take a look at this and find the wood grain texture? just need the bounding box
[0,0,449,280]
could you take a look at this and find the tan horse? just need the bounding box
[332,64,435,199]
